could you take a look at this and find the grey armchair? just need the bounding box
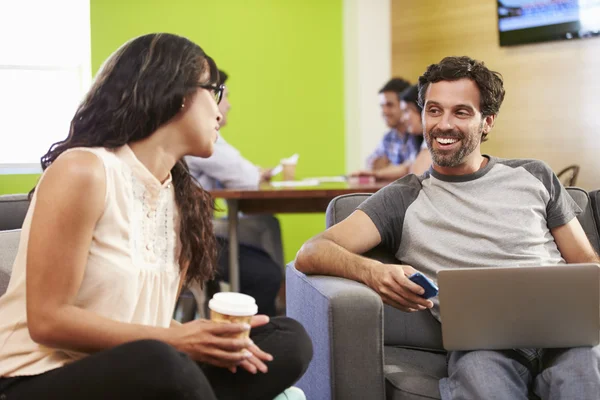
[286,187,600,400]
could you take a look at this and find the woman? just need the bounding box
[399,85,432,176]
[0,33,312,400]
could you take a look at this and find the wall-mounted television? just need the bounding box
[498,0,600,46]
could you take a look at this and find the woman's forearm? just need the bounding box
[29,305,180,354]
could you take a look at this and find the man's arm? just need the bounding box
[365,136,390,170]
[410,148,432,176]
[295,210,433,312]
[373,162,411,181]
[551,218,600,263]
[186,137,260,189]
[295,210,382,282]
[371,156,391,171]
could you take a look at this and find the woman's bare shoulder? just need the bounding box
[35,149,107,217]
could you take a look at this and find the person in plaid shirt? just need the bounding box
[360,79,424,180]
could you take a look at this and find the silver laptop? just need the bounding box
[438,263,600,351]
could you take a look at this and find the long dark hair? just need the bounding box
[37,33,218,285]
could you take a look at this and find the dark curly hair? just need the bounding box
[36,33,218,285]
[379,77,411,99]
[418,56,505,141]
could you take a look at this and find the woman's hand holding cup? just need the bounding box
[208,293,273,374]
[171,318,255,369]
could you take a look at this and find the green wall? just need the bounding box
[90,0,345,262]
[0,175,40,195]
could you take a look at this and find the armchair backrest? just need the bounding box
[589,189,600,243]
[0,194,30,231]
[566,187,600,254]
[326,187,600,349]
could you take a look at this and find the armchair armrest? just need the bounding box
[286,262,385,400]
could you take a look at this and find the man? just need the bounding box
[187,70,273,189]
[359,78,423,180]
[186,70,282,316]
[296,56,600,398]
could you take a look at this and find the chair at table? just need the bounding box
[557,164,580,187]
[286,187,600,400]
[180,214,286,321]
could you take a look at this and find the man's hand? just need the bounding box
[371,163,410,181]
[259,167,274,183]
[371,156,391,171]
[365,264,434,312]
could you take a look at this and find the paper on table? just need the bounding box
[270,179,319,188]
[303,176,347,183]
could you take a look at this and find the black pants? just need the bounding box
[215,238,282,316]
[0,317,313,400]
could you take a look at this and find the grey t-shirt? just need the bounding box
[358,156,581,319]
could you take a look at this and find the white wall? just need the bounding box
[343,0,391,173]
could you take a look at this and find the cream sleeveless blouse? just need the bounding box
[0,145,182,377]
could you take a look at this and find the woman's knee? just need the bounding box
[122,339,182,364]
[118,340,212,398]
[271,317,313,374]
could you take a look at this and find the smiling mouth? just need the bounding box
[435,137,459,145]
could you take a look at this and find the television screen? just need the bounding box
[498,0,600,46]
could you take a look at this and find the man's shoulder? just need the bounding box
[358,174,424,216]
[381,173,425,194]
[492,156,553,176]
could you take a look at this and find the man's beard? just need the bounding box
[427,127,480,168]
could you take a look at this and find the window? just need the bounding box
[0,0,91,173]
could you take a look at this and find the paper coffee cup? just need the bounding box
[282,162,296,181]
[209,292,258,339]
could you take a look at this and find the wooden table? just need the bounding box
[210,180,386,292]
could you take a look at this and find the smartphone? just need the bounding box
[408,272,439,299]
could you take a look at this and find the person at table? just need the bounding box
[353,78,421,178]
[372,84,429,180]
[186,70,274,190]
[399,84,432,176]
[0,33,312,400]
[186,70,283,317]
[369,77,421,169]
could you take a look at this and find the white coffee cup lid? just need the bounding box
[209,292,258,316]
[281,153,299,165]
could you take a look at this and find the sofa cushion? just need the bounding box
[384,346,446,400]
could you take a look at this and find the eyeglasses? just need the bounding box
[197,83,225,104]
